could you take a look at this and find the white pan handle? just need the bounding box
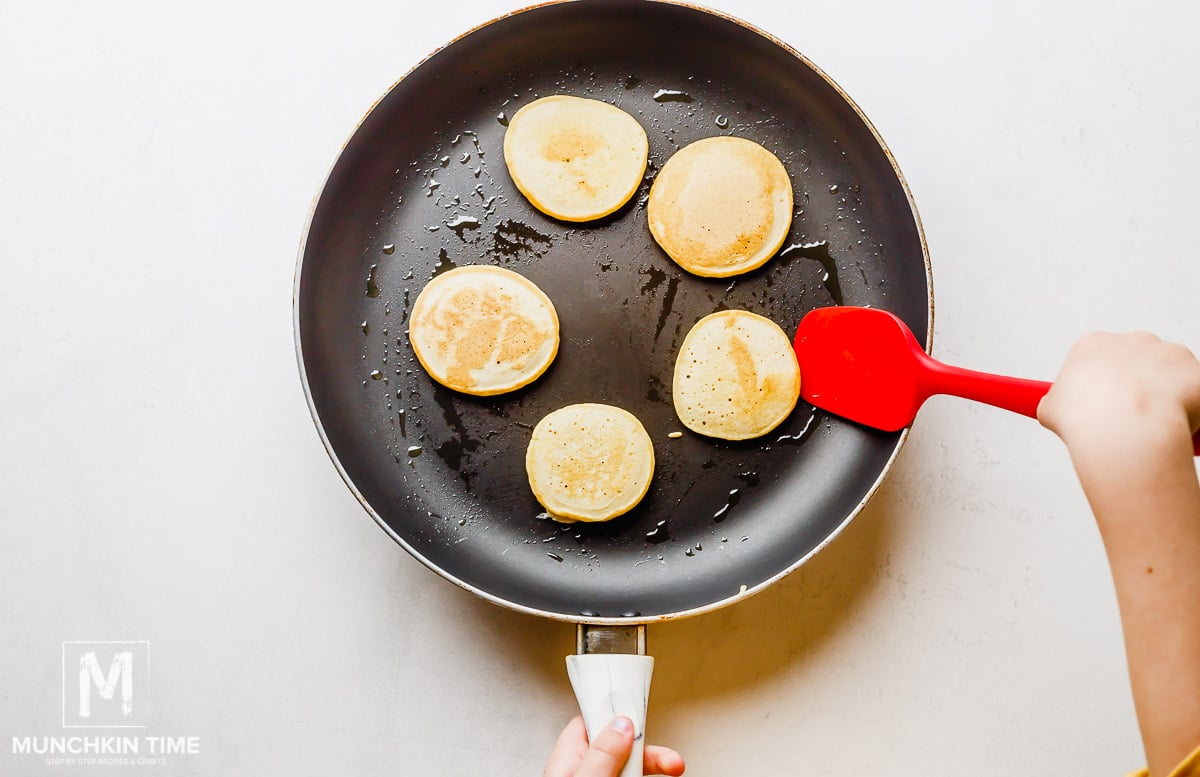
[566,625,654,777]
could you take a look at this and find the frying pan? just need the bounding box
[294,0,931,767]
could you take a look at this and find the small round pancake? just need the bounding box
[526,403,655,523]
[648,136,793,277]
[673,310,801,440]
[408,265,559,396]
[503,95,649,222]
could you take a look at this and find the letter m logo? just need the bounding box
[62,642,149,728]
[80,650,132,718]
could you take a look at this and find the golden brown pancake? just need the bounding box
[525,403,655,523]
[648,136,793,277]
[503,95,649,222]
[408,265,559,396]
[672,310,801,440]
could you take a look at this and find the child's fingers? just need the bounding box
[644,744,686,776]
[543,716,589,777]
[543,715,684,777]
[571,717,635,777]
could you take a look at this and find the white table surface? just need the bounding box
[3,1,1197,775]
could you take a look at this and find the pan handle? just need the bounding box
[566,625,653,777]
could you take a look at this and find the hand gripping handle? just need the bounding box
[566,625,654,777]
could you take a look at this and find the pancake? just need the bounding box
[526,403,655,523]
[408,265,559,396]
[672,310,801,440]
[503,95,649,222]
[647,136,793,277]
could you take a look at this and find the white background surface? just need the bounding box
[2,1,1197,774]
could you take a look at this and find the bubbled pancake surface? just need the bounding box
[408,265,559,396]
[526,403,655,522]
[673,310,801,440]
[648,136,793,277]
[503,95,649,222]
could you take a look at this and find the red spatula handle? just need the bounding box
[922,360,1051,419]
[923,358,1200,456]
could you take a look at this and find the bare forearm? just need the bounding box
[1072,441,1200,777]
[1038,332,1200,775]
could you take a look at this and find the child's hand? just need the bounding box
[543,716,685,777]
[1038,331,1200,461]
[1039,331,1200,777]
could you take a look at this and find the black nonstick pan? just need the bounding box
[295,1,931,626]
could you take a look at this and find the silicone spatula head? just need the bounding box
[793,306,930,432]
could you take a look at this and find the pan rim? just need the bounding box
[292,0,934,626]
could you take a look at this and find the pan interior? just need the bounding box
[297,1,929,620]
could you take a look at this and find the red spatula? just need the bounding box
[793,306,1200,456]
